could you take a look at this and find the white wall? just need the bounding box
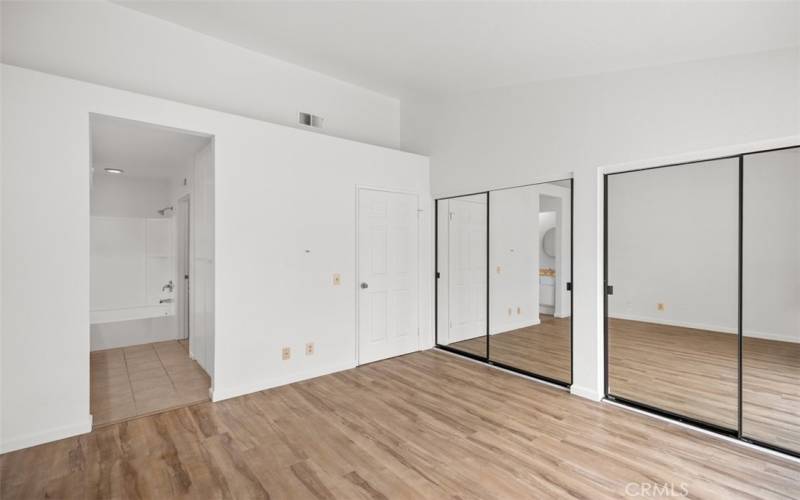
[190,142,214,375]
[743,148,800,343]
[402,47,800,401]
[608,149,800,344]
[538,212,556,271]
[0,64,430,453]
[490,186,540,334]
[1,1,401,149]
[607,159,740,333]
[91,174,172,218]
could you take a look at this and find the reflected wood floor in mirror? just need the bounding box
[449,315,571,383]
[608,318,800,453]
[3,350,799,499]
[743,335,800,453]
[90,340,210,428]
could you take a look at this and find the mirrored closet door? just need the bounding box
[606,159,740,431]
[742,147,800,453]
[436,193,488,358]
[488,181,572,384]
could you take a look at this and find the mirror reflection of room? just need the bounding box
[436,193,488,358]
[489,181,572,383]
[742,147,800,453]
[606,159,739,430]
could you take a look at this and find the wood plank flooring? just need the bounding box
[449,315,571,383]
[608,318,800,454]
[448,315,798,453]
[3,350,799,499]
[91,340,210,427]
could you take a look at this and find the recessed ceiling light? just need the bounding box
[104,168,124,174]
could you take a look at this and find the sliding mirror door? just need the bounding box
[489,181,572,383]
[606,159,739,430]
[436,193,488,358]
[742,147,800,453]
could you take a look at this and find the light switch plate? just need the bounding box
[657,303,665,311]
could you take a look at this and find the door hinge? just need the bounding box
[449,211,454,221]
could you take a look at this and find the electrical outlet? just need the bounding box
[333,273,341,286]
[306,342,314,355]
[282,347,291,360]
[657,303,665,311]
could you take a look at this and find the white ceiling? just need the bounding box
[118,1,800,97]
[91,114,211,179]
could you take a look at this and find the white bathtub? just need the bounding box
[91,303,174,325]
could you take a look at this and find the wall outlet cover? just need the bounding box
[333,273,342,286]
[306,342,314,355]
[282,347,291,360]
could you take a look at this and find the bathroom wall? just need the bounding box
[91,174,172,219]
[90,173,179,351]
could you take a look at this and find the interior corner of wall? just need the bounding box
[570,385,602,402]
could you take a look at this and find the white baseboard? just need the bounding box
[211,360,357,402]
[570,385,602,402]
[490,317,541,335]
[609,313,799,343]
[0,416,93,454]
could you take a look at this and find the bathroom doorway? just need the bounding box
[89,114,215,427]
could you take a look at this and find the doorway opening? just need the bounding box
[89,114,215,427]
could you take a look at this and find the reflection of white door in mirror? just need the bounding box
[449,197,487,343]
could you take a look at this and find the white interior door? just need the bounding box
[358,188,419,364]
[448,197,487,343]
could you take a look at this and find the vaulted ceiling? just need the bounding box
[119,1,800,97]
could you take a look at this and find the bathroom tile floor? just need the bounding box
[90,339,210,427]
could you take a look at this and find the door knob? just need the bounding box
[360,282,369,289]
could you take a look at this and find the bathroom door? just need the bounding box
[357,188,419,364]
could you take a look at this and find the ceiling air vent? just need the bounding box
[298,112,323,128]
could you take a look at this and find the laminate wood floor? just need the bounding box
[90,340,210,428]
[449,315,571,383]
[608,318,800,453]
[448,315,798,453]
[3,350,799,499]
